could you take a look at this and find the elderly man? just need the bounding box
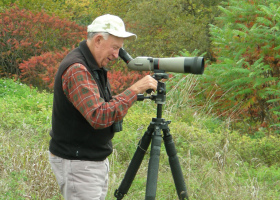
[49,14,157,199]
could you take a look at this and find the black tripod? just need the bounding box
[114,71,189,200]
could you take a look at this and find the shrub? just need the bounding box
[1,5,148,93]
[108,66,149,95]
[0,5,86,79]
[205,0,280,134]
[19,50,148,93]
[19,49,70,91]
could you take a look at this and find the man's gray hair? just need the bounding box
[87,32,110,40]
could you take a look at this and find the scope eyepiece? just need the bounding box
[119,48,133,64]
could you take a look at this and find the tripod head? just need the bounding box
[137,70,168,105]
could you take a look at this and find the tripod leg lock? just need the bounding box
[114,189,125,200]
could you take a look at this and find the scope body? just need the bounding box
[127,57,204,74]
[118,48,205,75]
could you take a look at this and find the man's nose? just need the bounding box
[113,49,119,58]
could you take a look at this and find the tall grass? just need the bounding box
[0,78,279,199]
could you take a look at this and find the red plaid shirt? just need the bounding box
[62,63,137,129]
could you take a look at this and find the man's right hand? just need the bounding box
[129,75,158,94]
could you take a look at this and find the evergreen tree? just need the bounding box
[205,0,280,134]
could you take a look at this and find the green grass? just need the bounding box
[0,78,280,199]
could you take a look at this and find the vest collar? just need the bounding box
[79,40,100,71]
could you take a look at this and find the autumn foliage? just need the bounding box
[20,53,147,94]
[0,5,147,94]
[108,67,149,94]
[0,6,86,76]
[19,49,70,90]
[204,0,280,134]
[0,5,86,78]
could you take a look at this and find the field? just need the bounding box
[0,78,279,200]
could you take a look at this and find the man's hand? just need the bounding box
[129,75,158,94]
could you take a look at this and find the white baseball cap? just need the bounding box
[87,14,137,39]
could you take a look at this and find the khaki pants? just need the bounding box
[49,152,109,200]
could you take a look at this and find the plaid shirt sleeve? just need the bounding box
[62,63,138,129]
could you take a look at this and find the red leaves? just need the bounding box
[108,67,149,95]
[18,52,149,93]
[19,49,70,91]
[1,5,147,95]
[0,5,86,88]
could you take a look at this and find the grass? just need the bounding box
[0,78,280,199]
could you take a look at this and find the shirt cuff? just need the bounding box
[122,88,138,105]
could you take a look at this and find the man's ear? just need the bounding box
[94,34,103,47]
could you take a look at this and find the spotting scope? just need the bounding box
[119,48,204,74]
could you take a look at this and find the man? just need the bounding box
[49,14,157,199]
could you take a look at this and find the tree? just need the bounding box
[205,0,280,134]
[0,0,72,19]
[123,0,224,59]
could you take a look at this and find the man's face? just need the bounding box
[94,34,124,68]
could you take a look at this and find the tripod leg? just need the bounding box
[163,128,189,200]
[114,125,153,200]
[145,126,162,200]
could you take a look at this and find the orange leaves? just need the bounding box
[20,40,32,48]
[34,41,43,48]
[18,50,145,93]
[108,67,149,95]
[3,16,10,23]
[0,5,86,87]
[19,49,71,91]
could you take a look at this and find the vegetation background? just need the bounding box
[0,0,279,199]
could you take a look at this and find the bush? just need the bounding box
[19,52,148,93]
[108,66,149,95]
[19,49,70,91]
[0,5,148,93]
[0,5,86,78]
[205,0,280,134]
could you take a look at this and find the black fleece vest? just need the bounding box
[49,40,114,161]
